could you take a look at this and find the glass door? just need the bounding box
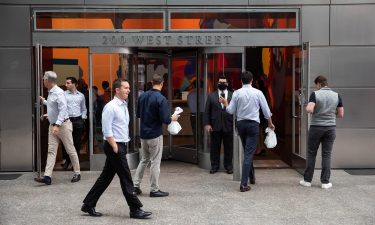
[292,42,310,174]
[169,50,199,164]
[137,49,199,164]
[200,47,245,173]
[89,47,138,170]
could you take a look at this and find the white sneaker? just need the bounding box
[299,180,311,187]
[321,183,332,189]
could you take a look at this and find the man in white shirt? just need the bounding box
[81,79,152,219]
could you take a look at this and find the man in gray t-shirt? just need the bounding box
[299,75,344,189]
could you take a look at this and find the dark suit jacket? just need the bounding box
[203,90,233,133]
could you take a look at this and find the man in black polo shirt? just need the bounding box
[133,74,178,197]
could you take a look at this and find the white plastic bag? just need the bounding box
[264,127,277,148]
[167,107,183,135]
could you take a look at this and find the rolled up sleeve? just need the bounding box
[102,106,114,138]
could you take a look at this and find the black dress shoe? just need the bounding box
[130,208,152,219]
[133,187,142,195]
[150,190,169,197]
[250,178,256,184]
[81,204,102,217]
[240,185,251,192]
[34,176,51,185]
[226,169,233,174]
[71,174,81,183]
[209,169,218,174]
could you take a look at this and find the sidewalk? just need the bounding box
[0,160,374,225]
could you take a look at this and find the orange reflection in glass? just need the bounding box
[170,19,201,29]
[52,18,114,29]
[123,19,163,29]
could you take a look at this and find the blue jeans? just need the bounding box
[236,120,259,186]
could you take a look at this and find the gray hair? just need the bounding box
[43,71,57,82]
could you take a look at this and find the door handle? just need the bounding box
[292,115,301,119]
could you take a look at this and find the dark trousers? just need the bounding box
[210,130,233,171]
[236,120,259,186]
[304,126,336,184]
[83,141,143,211]
[63,117,84,163]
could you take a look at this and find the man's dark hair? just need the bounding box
[102,81,110,89]
[152,74,164,85]
[66,77,78,84]
[218,75,227,81]
[112,78,128,91]
[314,75,328,87]
[241,71,253,84]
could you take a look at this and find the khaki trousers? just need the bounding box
[44,120,80,177]
[133,135,163,192]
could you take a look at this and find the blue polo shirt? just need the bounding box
[137,89,172,139]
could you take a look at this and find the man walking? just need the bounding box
[34,71,81,185]
[203,76,234,174]
[61,77,87,169]
[299,75,344,189]
[222,71,274,192]
[133,74,178,197]
[81,79,152,219]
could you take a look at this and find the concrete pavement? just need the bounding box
[0,161,374,225]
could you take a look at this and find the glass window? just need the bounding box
[35,11,164,31]
[170,10,298,31]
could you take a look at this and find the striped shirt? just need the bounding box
[226,84,272,123]
[43,85,69,125]
[64,90,87,119]
[102,96,130,143]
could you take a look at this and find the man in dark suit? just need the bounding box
[203,76,234,174]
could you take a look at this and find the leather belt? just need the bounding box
[52,118,69,126]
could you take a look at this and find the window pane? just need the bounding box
[170,11,297,30]
[35,12,164,30]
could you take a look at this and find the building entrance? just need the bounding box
[89,47,244,170]
[34,44,309,175]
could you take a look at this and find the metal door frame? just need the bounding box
[292,42,310,174]
[34,44,43,177]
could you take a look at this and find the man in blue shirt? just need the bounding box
[222,71,275,192]
[133,74,178,197]
[81,79,152,219]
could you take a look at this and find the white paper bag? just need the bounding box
[167,107,183,135]
[167,121,182,135]
[264,127,277,148]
